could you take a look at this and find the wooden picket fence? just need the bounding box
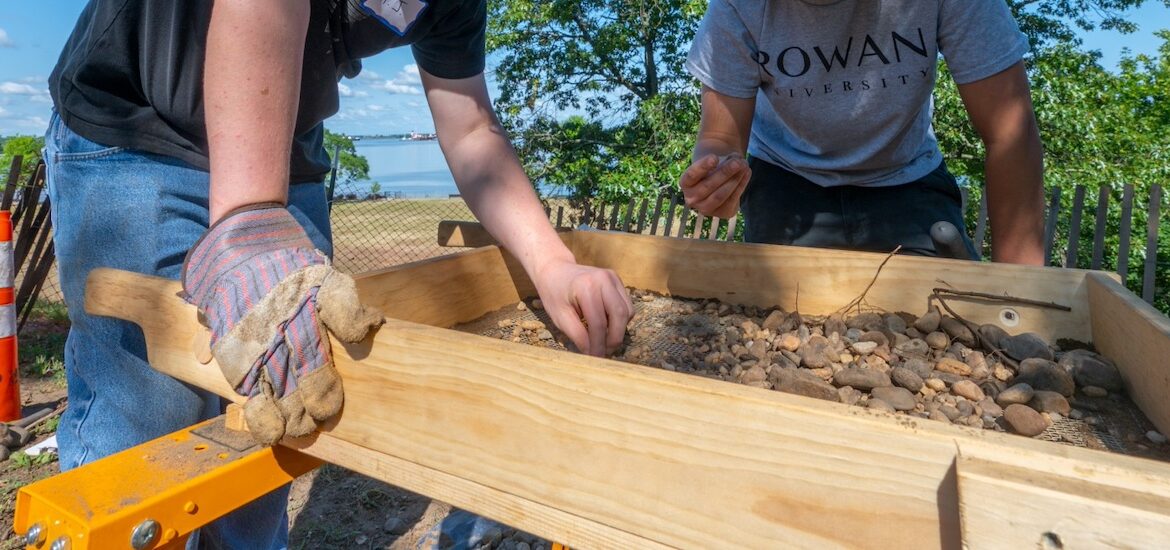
[549,184,1167,308]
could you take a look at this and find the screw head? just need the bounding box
[130,519,160,549]
[24,523,46,546]
[49,536,70,550]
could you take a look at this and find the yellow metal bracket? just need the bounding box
[14,415,321,549]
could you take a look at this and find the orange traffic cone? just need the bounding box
[0,211,20,421]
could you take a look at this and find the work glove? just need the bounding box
[182,204,384,445]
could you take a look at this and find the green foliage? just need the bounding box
[0,135,44,176]
[10,450,57,469]
[323,129,370,184]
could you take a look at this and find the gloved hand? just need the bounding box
[182,204,384,445]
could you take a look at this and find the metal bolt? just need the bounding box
[23,523,46,547]
[49,536,70,550]
[130,519,160,549]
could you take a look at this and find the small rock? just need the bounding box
[859,331,889,347]
[872,386,917,411]
[845,328,864,342]
[355,535,369,545]
[1004,404,1048,436]
[838,386,863,406]
[978,323,1010,350]
[900,356,933,379]
[1028,391,1070,415]
[952,380,986,402]
[1002,333,1054,362]
[761,310,787,331]
[749,339,769,361]
[823,315,848,337]
[851,341,878,355]
[993,364,1014,382]
[800,335,836,368]
[920,386,937,399]
[895,338,931,357]
[914,308,941,333]
[519,320,545,331]
[883,313,908,334]
[956,400,975,418]
[832,368,892,391]
[925,331,950,350]
[384,517,405,534]
[770,368,840,402]
[996,383,1035,407]
[778,333,801,352]
[517,543,532,550]
[934,372,964,386]
[847,312,884,331]
[531,299,544,310]
[965,351,989,372]
[538,329,553,341]
[940,317,975,346]
[939,405,962,421]
[516,301,528,311]
[978,397,1004,418]
[867,398,896,413]
[1059,350,1124,392]
[1016,358,1075,397]
[497,319,514,328]
[891,367,925,392]
[1081,386,1109,398]
[738,365,768,385]
[929,409,952,424]
[925,378,947,392]
[935,357,973,377]
[1147,431,1168,445]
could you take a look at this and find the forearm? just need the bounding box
[693,134,746,161]
[205,0,309,223]
[985,132,1045,265]
[446,124,575,276]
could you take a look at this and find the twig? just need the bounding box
[834,245,901,316]
[931,287,1072,312]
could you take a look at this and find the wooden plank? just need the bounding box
[581,201,592,228]
[1091,187,1109,270]
[957,456,1170,548]
[708,217,722,241]
[1118,184,1135,282]
[1142,185,1162,303]
[676,207,691,238]
[555,206,564,229]
[83,269,661,549]
[85,266,1170,549]
[1065,185,1085,268]
[568,231,1098,343]
[973,191,988,257]
[1043,187,1061,265]
[648,193,665,236]
[725,214,738,243]
[691,213,705,239]
[663,193,679,236]
[1087,272,1170,437]
[593,203,605,229]
[608,202,620,231]
[621,198,635,233]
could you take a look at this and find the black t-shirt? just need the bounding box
[49,0,486,183]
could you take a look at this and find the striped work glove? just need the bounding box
[182,204,384,445]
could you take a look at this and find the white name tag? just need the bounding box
[362,0,429,36]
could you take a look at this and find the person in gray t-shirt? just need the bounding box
[679,0,1045,264]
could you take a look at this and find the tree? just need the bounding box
[323,129,369,184]
[0,135,45,177]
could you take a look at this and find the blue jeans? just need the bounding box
[44,114,331,550]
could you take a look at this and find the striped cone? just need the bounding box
[0,211,20,421]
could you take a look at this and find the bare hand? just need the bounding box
[533,259,633,356]
[678,153,751,218]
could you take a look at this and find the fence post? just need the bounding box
[1065,185,1085,268]
[1091,186,1109,270]
[973,191,988,256]
[664,194,679,236]
[1118,184,1135,282]
[649,193,665,236]
[1043,187,1062,265]
[326,142,340,213]
[1143,185,1162,304]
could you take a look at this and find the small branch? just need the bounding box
[834,246,901,316]
[931,287,1072,312]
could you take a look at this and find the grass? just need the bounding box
[18,300,69,383]
[329,198,476,273]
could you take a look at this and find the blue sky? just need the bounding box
[1,1,1168,137]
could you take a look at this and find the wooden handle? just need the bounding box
[85,268,240,402]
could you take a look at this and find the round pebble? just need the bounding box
[1004,404,1048,436]
[951,380,986,402]
[996,383,1035,407]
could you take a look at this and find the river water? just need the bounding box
[348,138,458,198]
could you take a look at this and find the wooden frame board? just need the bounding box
[84,230,1170,548]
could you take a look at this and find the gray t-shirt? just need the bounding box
[686,0,1029,187]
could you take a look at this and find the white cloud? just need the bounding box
[0,82,41,95]
[0,106,8,117]
[358,70,381,80]
[368,104,386,112]
[379,64,424,95]
[0,29,13,48]
[338,83,353,97]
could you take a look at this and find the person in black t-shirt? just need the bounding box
[46,1,633,547]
